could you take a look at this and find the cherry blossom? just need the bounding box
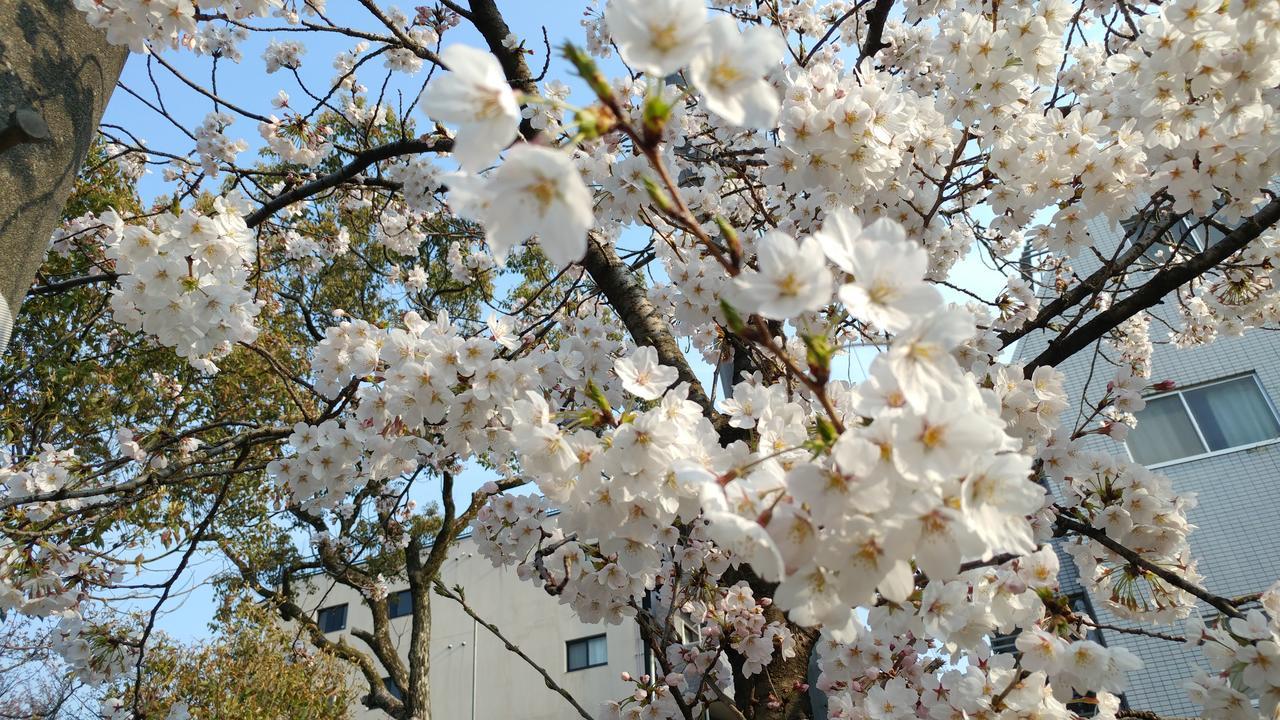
[688,16,785,128]
[13,0,1280,717]
[603,0,707,76]
[614,346,679,400]
[419,44,521,172]
[454,145,595,267]
[733,230,833,320]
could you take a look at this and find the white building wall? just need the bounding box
[294,536,644,720]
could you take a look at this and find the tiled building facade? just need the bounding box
[1015,213,1280,715]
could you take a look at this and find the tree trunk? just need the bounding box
[723,569,821,720]
[406,582,432,720]
[0,0,127,350]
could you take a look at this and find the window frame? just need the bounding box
[317,603,348,633]
[565,633,608,672]
[388,589,413,619]
[1125,373,1280,469]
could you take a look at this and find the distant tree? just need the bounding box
[112,601,353,720]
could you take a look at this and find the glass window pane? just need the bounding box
[319,604,347,632]
[567,640,589,670]
[588,636,608,665]
[1183,377,1280,451]
[1123,213,1182,265]
[1127,395,1206,465]
[989,631,1019,655]
[389,590,412,618]
[568,636,606,670]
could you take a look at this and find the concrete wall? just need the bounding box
[1017,213,1280,715]
[294,536,644,720]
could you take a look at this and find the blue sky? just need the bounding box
[101,2,1009,641]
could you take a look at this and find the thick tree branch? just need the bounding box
[1026,198,1280,373]
[466,0,536,93]
[0,426,290,511]
[463,0,722,425]
[859,0,896,61]
[1055,514,1243,618]
[580,234,717,418]
[224,548,406,718]
[27,272,119,297]
[998,205,1181,349]
[244,136,452,228]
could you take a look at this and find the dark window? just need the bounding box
[989,630,1020,655]
[388,589,413,619]
[383,676,403,702]
[317,603,347,633]
[566,634,608,671]
[1126,375,1280,466]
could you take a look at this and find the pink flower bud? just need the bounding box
[620,672,632,682]
[1152,379,1177,391]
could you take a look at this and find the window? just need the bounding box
[317,603,347,633]
[1126,375,1280,467]
[566,634,607,671]
[383,677,403,702]
[388,589,413,619]
[674,619,697,644]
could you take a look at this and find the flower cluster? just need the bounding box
[74,0,280,53]
[1186,585,1280,718]
[257,115,333,167]
[101,201,262,373]
[816,551,1141,720]
[194,111,248,175]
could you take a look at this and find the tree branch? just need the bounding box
[27,272,119,297]
[225,547,406,717]
[580,234,717,419]
[859,0,896,61]
[244,136,452,228]
[1026,198,1280,373]
[998,204,1180,349]
[1055,514,1243,618]
[462,0,722,426]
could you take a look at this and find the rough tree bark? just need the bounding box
[0,0,127,350]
